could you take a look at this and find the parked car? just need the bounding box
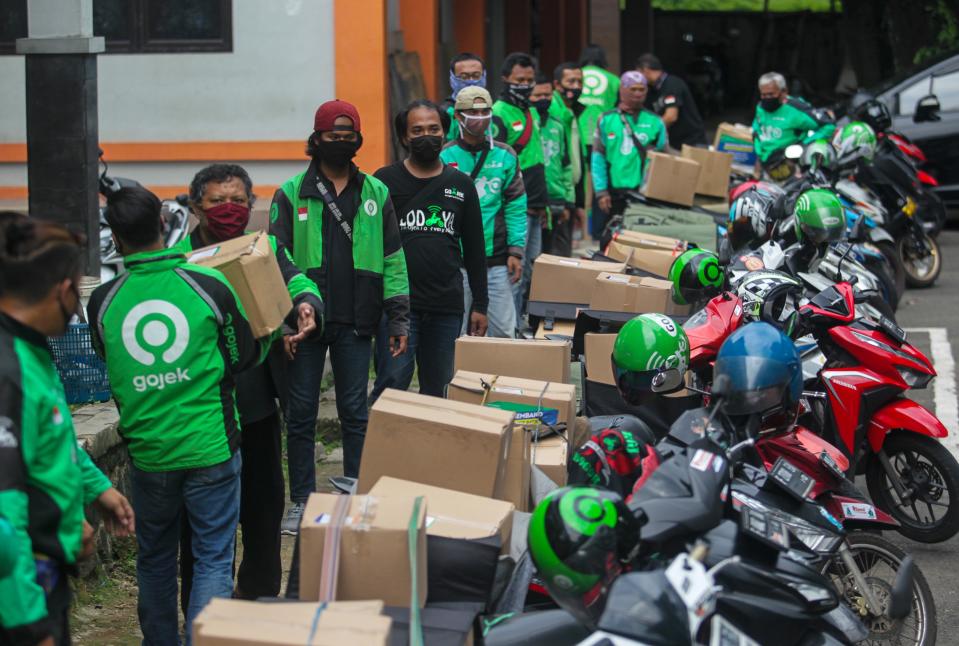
[855,50,959,212]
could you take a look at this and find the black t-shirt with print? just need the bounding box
[374,161,489,315]
[647,72,707,148]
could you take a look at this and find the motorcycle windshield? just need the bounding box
[597,571,693,645]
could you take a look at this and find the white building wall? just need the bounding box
[0,0,336,192]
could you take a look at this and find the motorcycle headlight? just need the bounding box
[732,492,841,555]
[897,366,933,389]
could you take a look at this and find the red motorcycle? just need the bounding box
[682,283,959,542]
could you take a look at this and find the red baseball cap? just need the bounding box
[313,99,361,133]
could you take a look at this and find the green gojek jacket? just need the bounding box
[491,99,547,210]
[579,65,620,145]
[540,92,577,213]
[0,313,112,640]
[270,169,410,338]
[440,139,528,265]
[445,104,461,142]
[88,249,274,472]
[752,98,836,162]
[591,108,668,194]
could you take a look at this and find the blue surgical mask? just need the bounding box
[450,70,487,98]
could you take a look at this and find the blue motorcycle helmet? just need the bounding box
[714,322,803,418]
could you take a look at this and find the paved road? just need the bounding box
[870,227,959,642]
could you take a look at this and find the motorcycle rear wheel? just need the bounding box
[900,232,941,288]
[822,532,936,646]
[866,432,959,543]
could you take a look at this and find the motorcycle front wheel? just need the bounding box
[900,231,941,288]
[823,533,936,646]
[866,432,959,543]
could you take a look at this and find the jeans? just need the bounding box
[178,412,285,615]
[463,266,516,338]
[513,213,543,319]
[286,323,373,490]
[132,451,241,646]
[370,310,462,402]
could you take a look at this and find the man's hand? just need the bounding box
[598,194,612,213]
[558,208,571,223]
[284,303,317,359]
[507,256,523,284]
[469,311,489,337]
[80,520,95,560]
[37,638,55,646]
[94,487,135,537]
[390,335,408,358]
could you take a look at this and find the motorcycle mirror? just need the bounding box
[913,94,941,123]
[887,555,915,620]
[784,144,804,160]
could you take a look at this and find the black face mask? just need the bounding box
[760,97,782,113]
[563,87,583,103]
[532,98,551,122]
[316,138,361,167]
[505,82,534,108]
[409,135,443,164]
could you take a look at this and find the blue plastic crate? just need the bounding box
[49,323,112,404]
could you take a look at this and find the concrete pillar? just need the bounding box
[590,0,621,73]
[17,0,103,276]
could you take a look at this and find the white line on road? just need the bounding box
[904,328,958,451]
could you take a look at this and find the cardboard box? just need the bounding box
[681,145,733,198]
[497,425,532,512]
[606,240,678,278]
[533,436,569,486]
[534,320,576,339]
[369,477,514,553]
[713,122,756,168]
[188,232,293,337]
[529,254,627,305]
[299,493,427,607]
[454,336,572,383]
[610,230,686,253]
[590,272,685,315]
[583,333,618,386]
[640,152,701,207]
[447,370,577,429]
[194,599,390,646]
[358,389,513,498]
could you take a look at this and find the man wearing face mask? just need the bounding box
[369,100,488,400]
[443,52,486,142]
[1,214,134,646]
[441,86,527,339]
[269,100,409,533]
[752,71,834,170]
[492,52,547,322]
[591,71,667,243]
[538,62,585,257]
[173,164,322,604]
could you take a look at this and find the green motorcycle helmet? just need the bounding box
[528,486,641,626]
[832,121,877,166]
[668,247,724,306]
[612,313,690,406]
[793,188,845,245]
[799,139,836,171]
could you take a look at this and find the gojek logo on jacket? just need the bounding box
[121,300,192,392]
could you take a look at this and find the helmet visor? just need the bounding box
[714,355,794,415]
[613,358,685,404]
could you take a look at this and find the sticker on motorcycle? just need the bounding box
[690,449,715,472]
[841,501,877,520]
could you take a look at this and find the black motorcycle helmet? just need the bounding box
[528,486,642,626]
[851,98,892,134]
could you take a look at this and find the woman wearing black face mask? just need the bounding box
[368,100,489,402]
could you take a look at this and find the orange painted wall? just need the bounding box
[334,0,390,171]
[400,0,440,101]
[452,0,486,58]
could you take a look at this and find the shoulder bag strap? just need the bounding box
[469,146,491,181]
[618,110,648,168]
[315,175,354,242]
